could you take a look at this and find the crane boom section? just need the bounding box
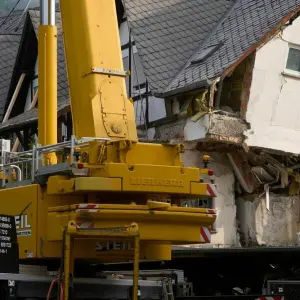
[59,0,137,141]
[0,2,216,298]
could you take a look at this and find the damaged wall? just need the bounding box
[151,113,247,144]
[182,149,240,248]
[207,113,248,144]
[245,16,300,154]
[237,193,300,247]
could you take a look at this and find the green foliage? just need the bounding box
[27,135,35,150]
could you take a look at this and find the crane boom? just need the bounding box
[60,0,138,141]
[0,1,217,300]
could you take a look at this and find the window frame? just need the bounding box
[284,43,300,78]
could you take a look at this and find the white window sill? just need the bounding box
[282,71,300,79]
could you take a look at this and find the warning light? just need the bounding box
[208,169,214,176]
[202,155,211,168]
[202,155,210,162]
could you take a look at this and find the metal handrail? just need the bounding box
[0,136,110,187]
[2,159,33,168]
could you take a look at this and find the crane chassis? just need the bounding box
[0,0,218,299]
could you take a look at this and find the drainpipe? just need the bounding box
[38,0,57,165]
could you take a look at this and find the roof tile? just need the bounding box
[166,0,300,94]
[124,0,235,93]
[0,10,25,120]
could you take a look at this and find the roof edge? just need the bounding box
[221,5,300,79]
[158,79,211,98]
[0,102,70,134]
[165,2,300,97]
[3,12,32,120]
[164,0,241,95]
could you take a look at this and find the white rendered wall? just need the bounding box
[245,16,300,154]
[182,150,240,248]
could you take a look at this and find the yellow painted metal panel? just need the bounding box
[49,203,215,214]
[47,212,70,241]
[0,185,39,259]
[47,208,214,243]
[190,181,209,196]
[46,171,213,197]
[105,164,194,194]
[47,175,75,195]
[37,192,84,258]
[59,0,137,141]
[74,177,121,191]
[124,143,183,166]
[73,240,171,261]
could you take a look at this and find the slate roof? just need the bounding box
[0,98,69,132]
[0,9,69,131]
[167,0,300,94]
[123,0,235,94]
[0,10,26,120]
[124,0,300,96]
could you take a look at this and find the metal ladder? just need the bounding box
[162,278,174,300]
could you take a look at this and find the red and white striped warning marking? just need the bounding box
[206,209,216,215]
[76,204,100,209]
[200,226,211,243]
[76,208,100,213]
[75,222,94,229]
[255,297,283,300]
[206,184,217,197]
[75,204,100,213]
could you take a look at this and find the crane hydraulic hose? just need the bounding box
[46,279,63,300]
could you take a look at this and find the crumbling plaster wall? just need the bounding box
[151,114,247,144]
[182,149,240,247]
[245,16,300,154]
[237,194,300,247]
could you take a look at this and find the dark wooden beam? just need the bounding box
[14,131,24,149]
[23,128,30,151]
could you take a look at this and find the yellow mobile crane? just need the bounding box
[0,0,217,299]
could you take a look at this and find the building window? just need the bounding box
[285,46,300,76]
[182,198,212,208]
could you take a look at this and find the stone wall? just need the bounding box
[237,193,300,247]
